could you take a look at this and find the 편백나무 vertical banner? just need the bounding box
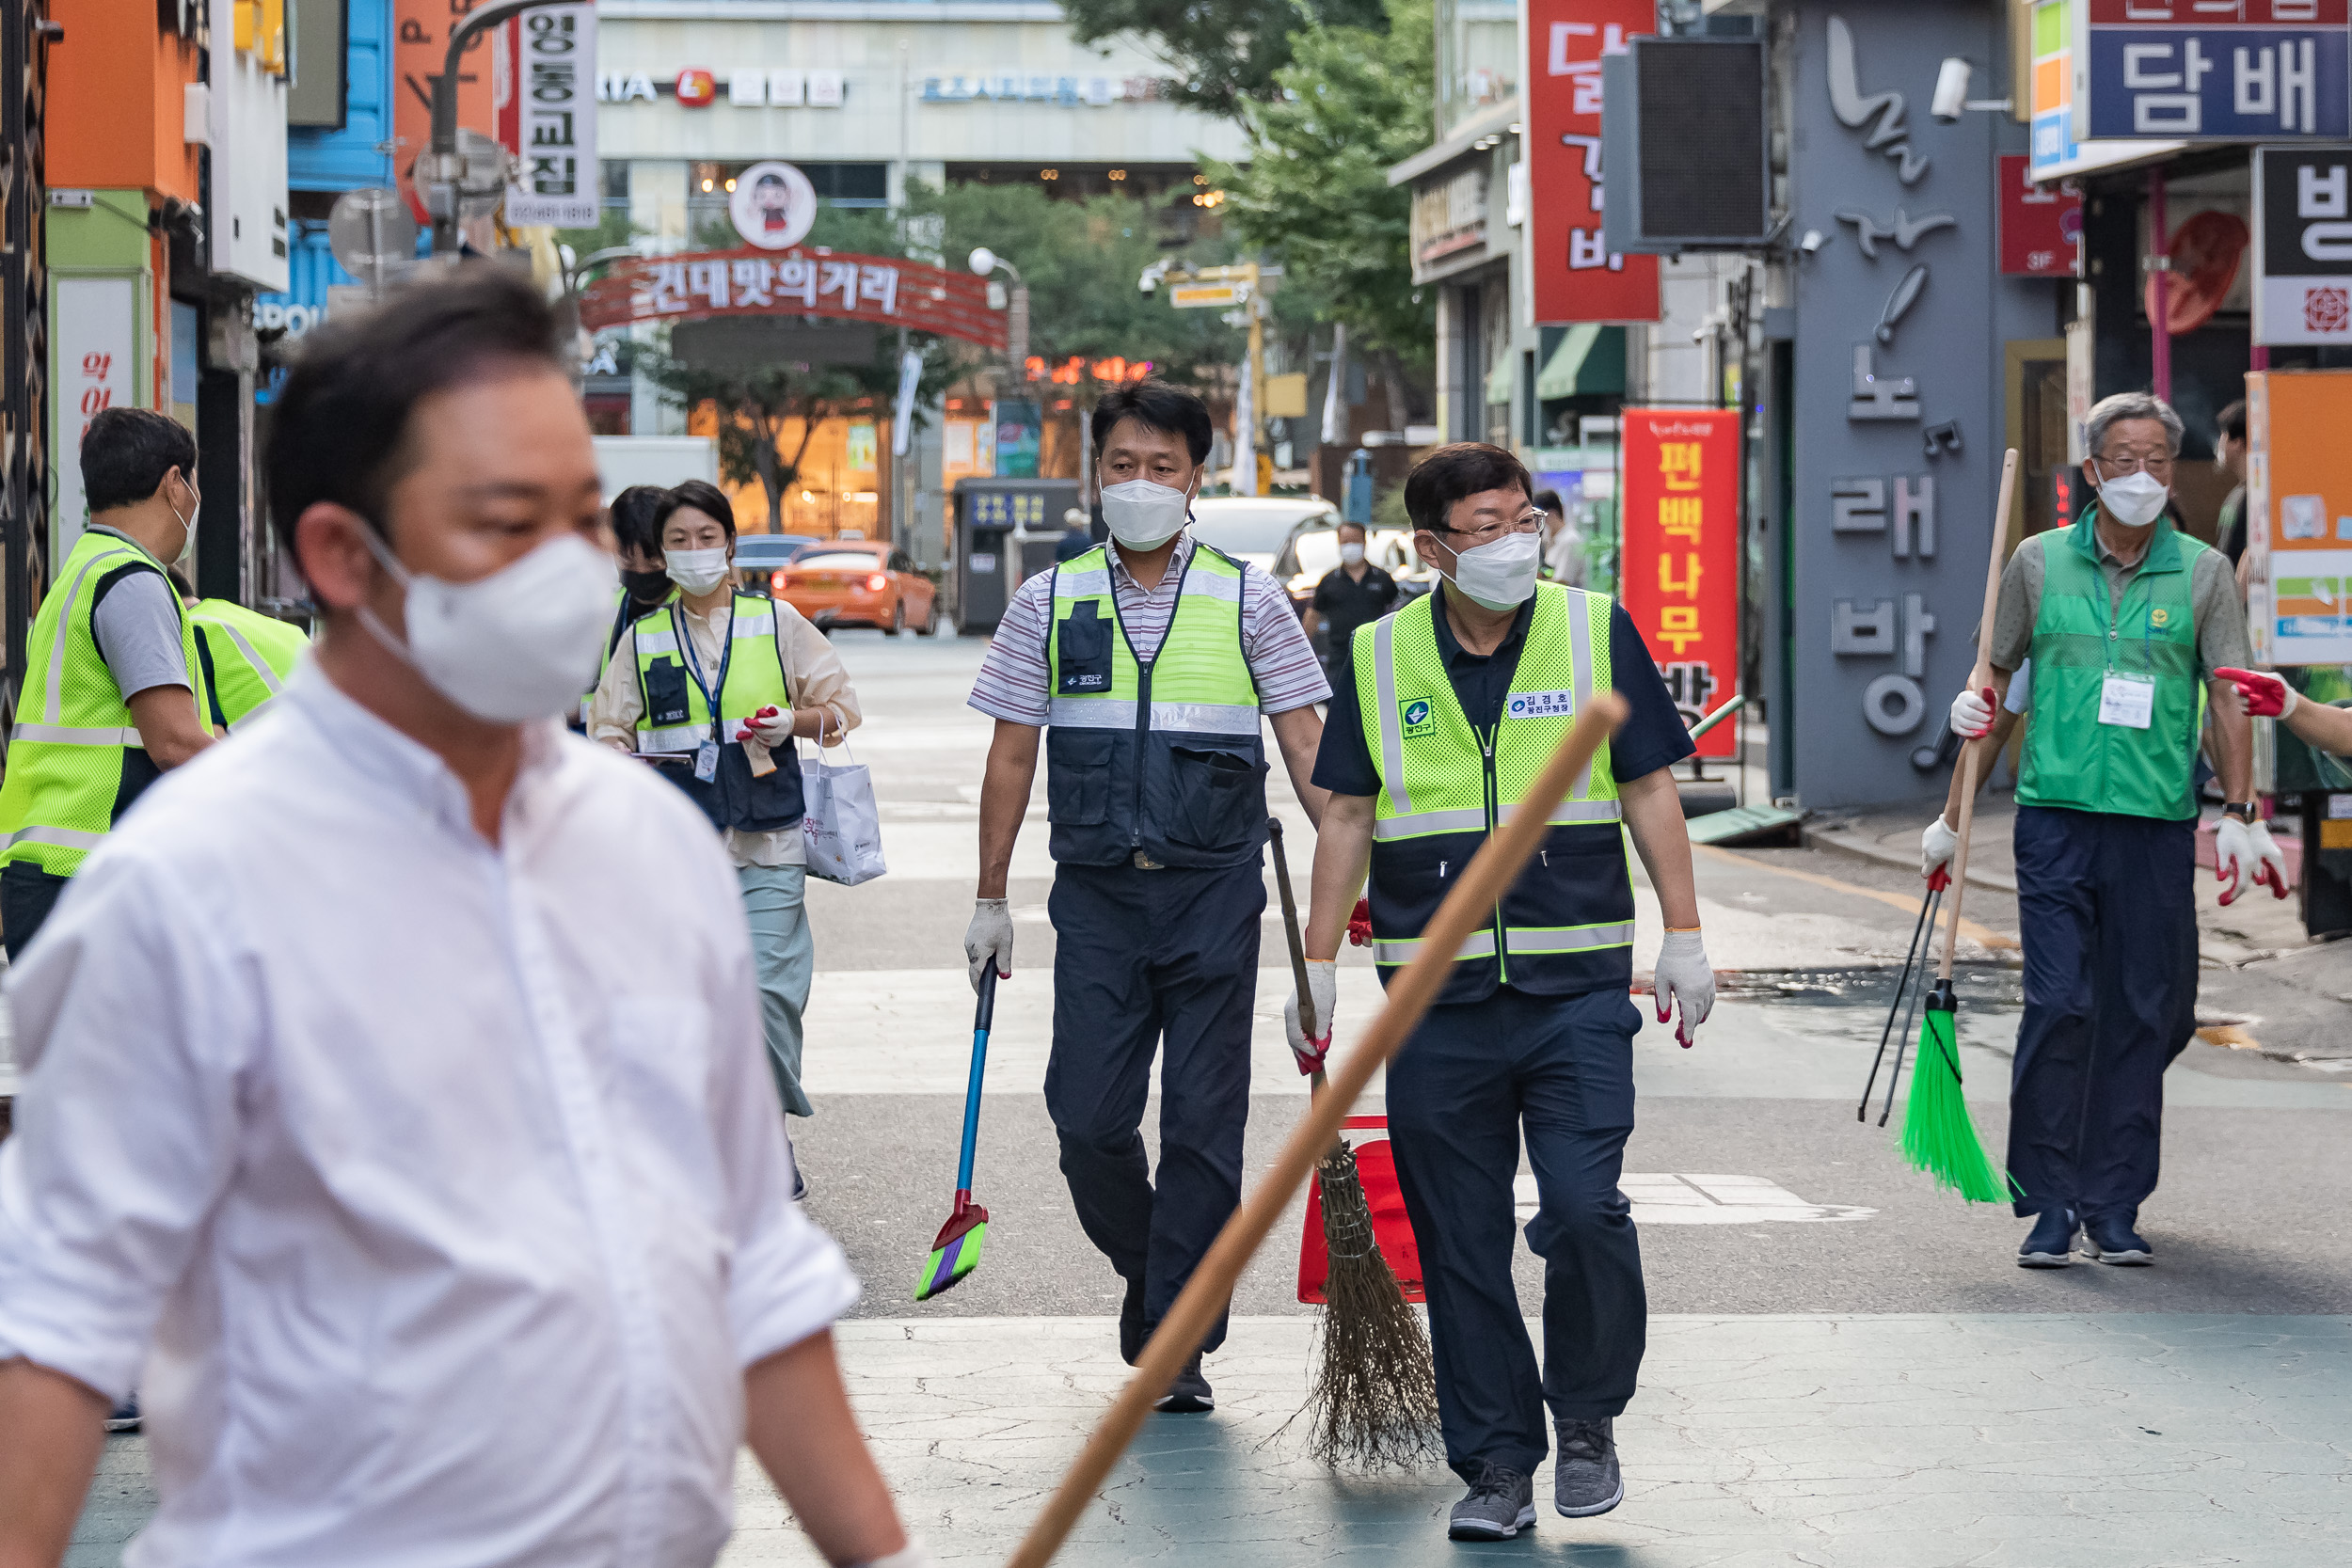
[1619,407,1740,756]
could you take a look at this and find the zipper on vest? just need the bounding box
[1480,724,1506,983]
[1131,657,1152,847]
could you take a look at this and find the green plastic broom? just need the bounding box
[1901,448,2016,1205]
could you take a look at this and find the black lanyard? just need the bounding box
[673,597,735,741]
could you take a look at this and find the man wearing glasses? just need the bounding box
[1926,391,2280,1272]
[1294,443,1713,1540]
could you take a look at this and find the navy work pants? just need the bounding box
[2010,804,2199,1222]
[1386,985,1646,1482]
[1043,859,1263,1353]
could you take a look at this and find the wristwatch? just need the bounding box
[2223,800,2259,823]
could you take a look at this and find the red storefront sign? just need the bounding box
[1997,154,2082,277]
[1525,0,1660,324]
[1619,408,1740,756]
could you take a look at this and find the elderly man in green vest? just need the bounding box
[0,408,216,963]
[1930,390,2281,1272]
[1297,442,1714,1540]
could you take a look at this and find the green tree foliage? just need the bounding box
[1203,0,1435,369]
[1058,0,1389,118]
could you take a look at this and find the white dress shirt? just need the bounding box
[0,665,858,1568]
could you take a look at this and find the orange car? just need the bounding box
[771,543,942,636]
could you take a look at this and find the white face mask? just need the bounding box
[1439,529,1542,611]
[1339,541,1366,565]
[360,530,618,723]
[2093,467,2169,529]
[1099,477,1192,549]
[665,546,734,595]
[165,471,199,568]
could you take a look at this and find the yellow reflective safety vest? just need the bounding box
[583,585,673,724]
[1354,582,1633,1005]
[629,591,802,832]
[0,528,210,877]
[1043,541,1266,868]
[191,598,309,730]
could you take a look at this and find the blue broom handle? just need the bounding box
[956,967,997,1194]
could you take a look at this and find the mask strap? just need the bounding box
[349,518,422,671]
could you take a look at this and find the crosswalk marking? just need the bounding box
[1513,1172,1876,1226]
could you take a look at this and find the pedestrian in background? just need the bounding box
[1931,390,2284,1271]
[2213,399,2249,576]
[1055,505,1096,562]
[1303,518,1399,689]
[0,408,215,964]
[579,483,676,725]
[1298,442,1712,1540]
[962,380,1330,1413]
[1537,487,1587,587]
[590,479,860,1167]
[166,569,310,732]
[0,267,924,1568]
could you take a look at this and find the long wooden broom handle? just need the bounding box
[1002,693,1629,1568]
[1938,447,2019,981]
[1265,817,1319,1042]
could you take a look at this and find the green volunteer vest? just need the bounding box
[1042,540,1266,868]
[0,529,210,876]
[2017,507,2206,821]
[629,592,801,832]
[1355,582,1632,1004]
[192,598,309,730]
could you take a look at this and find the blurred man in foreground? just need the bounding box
[0,268,920,1568]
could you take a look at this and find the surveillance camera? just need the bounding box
[1799,229,1826,255]
[968,246,997,278]
[1931,58,1971,122]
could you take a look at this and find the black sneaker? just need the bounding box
[1119,1275,1147,1367]
[1154,1351,1213,1414]
[2017,1208,2077,1268]
[105,1395,141,1433]
[2081,1214,2153,1266]
[1553,1418,1623,1517]
[1448,1461,1536,1540]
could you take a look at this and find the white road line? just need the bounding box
[1514,1172,1876,1226]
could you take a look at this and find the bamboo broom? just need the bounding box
[1003,694,1630,1568]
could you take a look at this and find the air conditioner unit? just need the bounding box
[1601,38,1771,254]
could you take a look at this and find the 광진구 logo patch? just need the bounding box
[1399,697,1437,737]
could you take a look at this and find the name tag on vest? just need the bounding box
[1505,689,1577,719]
[2098,672,2154,730]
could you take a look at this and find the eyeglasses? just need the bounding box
[2091,450,2174,477]
[1435,508,1546,545]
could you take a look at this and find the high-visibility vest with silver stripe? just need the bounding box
[0,529,211,877]
[1353,582,1633,1004]
[192,598,308,731]
[1043,540,1266,868]
[628,592,803,832]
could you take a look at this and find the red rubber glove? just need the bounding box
[1345,897,1373,947]
[735,705,787,743]
[2215,667,2294,719]
[1927,866,1950,894]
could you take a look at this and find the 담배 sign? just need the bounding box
[1618,408,1741,757]
[2078,1,2351,141]
[2247,369,2352,665]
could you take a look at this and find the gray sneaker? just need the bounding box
[1553,1418,1623,1517]
[1153,1352,1213,1414]
[1448,1462,1536,1540]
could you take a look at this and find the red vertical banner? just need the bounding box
[1619,408,1740,756]
[1525,0,1661,324]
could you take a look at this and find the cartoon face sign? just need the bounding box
[730,162,817,250]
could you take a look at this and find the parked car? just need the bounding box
[733,534,825,578]
[1186,496,1340,574]
[771,543,942,636]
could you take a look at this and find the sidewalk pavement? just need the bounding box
[1810,794,2351,1066]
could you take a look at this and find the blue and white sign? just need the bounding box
[2080,1,2350,141]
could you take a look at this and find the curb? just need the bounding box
[1807,826,2019,895]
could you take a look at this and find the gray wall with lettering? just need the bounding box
[1787,0,2048,809]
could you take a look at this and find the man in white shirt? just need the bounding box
[0,268,919,1568]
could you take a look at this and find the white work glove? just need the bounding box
[964,898,1012,991]
[1284,958,1338,1075]
[850,1541,935,1568]
[2214,815,2292,906]
[1921,814,1959,883]
[1949,685,1995,739]
[1652,929,1715,1049]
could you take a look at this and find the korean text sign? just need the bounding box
[1619,408,1740,756]
[2246,370,2352,665]
[2080,0,2349,141]
[1524,0,1660,325]
[497,5,598,229]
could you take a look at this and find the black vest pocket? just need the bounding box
[644,657,694,729]
[1165,744,1259,850]
[721,741,805,833]
[1046,728,1114,824]
[1055,604,1114,694]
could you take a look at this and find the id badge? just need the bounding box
[693,739,720,781]
[2098,672,2154,730]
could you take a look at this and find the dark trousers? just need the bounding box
[2010,805,2199,1222]
[0,860,70,963]
[1386,985,1646,1481]
[1043,859,1263,1353]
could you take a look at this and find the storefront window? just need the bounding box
[1436,0,1519,140]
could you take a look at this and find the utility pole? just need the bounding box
[1141,259,1279,496]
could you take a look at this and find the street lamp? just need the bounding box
[425,0,577,255]
[969,247,1029,372]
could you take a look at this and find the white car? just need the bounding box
[1186,496,1341,574]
